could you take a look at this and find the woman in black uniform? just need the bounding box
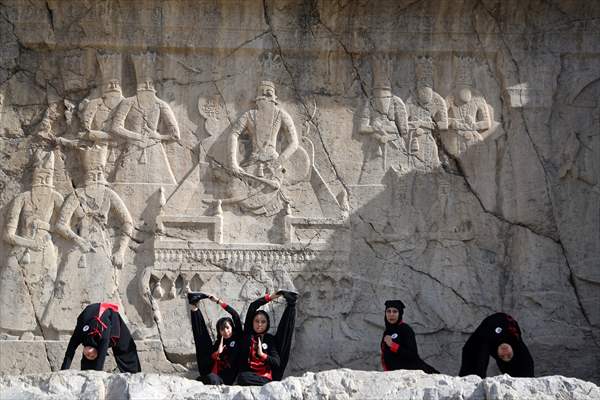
[459,312,534,378]
[188,292,242,385]
[236,290,298,386]
[61,302,141,372]
[380,300,438,373]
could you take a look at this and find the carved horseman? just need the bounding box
[406,56,447,170]
[0,150,64,336]
[42,145,133,333]
[445,56,491,157]
[226,80,301,216]
[358,55,409,184]
[111,53,180,186]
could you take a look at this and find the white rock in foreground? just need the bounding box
[1,369,598,400]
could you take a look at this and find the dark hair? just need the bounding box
[252,310,270,333]
[216,317,233,336]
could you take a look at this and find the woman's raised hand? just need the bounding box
[256,336,265,358]
[218,336,225,354]
[383,335,393,347]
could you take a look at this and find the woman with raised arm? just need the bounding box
[61,302,141,373]
[381,300,438,374]
[187,292,242,385]
[236,290,298,386]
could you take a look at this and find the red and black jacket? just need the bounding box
[459,312,534,378]
[209,302,242,385]
[61,302,120,371]
[238,294,281,380]
[381,321,438,374]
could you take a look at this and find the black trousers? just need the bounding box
[80,314,141,373]
[237,371,271,386]
[199,373,224,385]
[273,302,296,381]
[190,309,213,377]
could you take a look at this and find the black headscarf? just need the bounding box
[252,310,271,334]
[384,300,405,330]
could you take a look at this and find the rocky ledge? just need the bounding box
[1,369,599,400]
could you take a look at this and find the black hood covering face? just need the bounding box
[384,300,406,330]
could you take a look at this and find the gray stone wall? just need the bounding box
[0,0,598,382]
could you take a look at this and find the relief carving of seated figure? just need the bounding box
[223,80,309,216]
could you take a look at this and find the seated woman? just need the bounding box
[187,292,242,385]
[381,300,438,374]
[61,302,141,372]
[459,312,534,378]
[237,290,297,386]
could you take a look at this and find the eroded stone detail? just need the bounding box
[444,56,492,157]
[217,80,309,216]
[406,56,447,171]
[0,150,63,337]
[42,146,132,333]
[0,1,599,382]
[358,54,408,184]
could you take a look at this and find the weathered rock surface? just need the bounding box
[1,370,599,400]
[0,0,599,383]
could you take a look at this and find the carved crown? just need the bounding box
[415,55,434,88]
[32,149,55,172]
[132,52,157,83]
[97,53,122,84]
[80,144,108,173]
[454,55,474,87]
[259,51,283,82]
[259,80,276,90]
[371,53,392,90]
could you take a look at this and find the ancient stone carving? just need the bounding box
[198,95,229,139]
[111,53,180,186]
[358,55,408,184]
[42,145,133,333]
[216,80,310,216]
[77,53,124,166]
[0,150,64,337]
[444,56,492,157]
[406,56,447,170]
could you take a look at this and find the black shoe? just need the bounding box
[187,292,209,305]
[276,290,298,305]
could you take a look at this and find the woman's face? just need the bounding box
[219,322,233,339]
[385,307,400,324]
[253,314,268,334]
[497,343,514,362]
[83,346,98,360]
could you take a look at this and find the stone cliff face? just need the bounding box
[0,0,598,382]
[1,370,599,400]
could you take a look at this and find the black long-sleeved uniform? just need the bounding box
[237,293,296,386]
[459,312,534,378]
[381,321,438,373]
[190,301,242,385]
[61,303,141,372]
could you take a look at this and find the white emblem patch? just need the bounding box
[82,325,89,332]
[495,327,502,334]
[261,343,268,350]
[230,341,236,347]
[391,333,398,339]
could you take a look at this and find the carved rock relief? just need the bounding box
[355,54,502,186]
[0,150,63,337]
[0,9,598,381]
